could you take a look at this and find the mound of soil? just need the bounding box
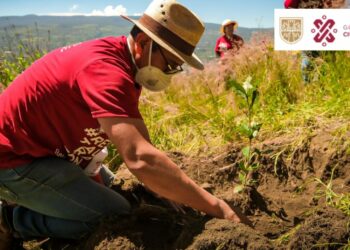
[187,219,272,250]
[288,207,349,249]
[30,125,349,250]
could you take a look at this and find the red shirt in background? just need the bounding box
[0,36,142,169]
[284,0,300,8]
[215,34,244,57]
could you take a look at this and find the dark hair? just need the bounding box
[130,25,159,52]
[130,25,143,39]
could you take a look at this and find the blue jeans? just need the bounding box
[0,157,131,239]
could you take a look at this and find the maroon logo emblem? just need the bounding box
[311,15,337,47]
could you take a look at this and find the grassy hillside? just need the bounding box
[1,17,349,178]
[0,24,349,151]
[140,46,350,154]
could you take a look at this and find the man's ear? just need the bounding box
[134,32,151,55]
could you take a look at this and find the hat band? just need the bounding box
[139,14,195,56]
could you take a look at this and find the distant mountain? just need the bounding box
[0,15,273,61]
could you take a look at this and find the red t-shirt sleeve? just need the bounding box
[76,59,142,119]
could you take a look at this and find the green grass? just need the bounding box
[315,167,350,217]
[274,224,301,245]
[139,47,350,155]
[2,38,350,155]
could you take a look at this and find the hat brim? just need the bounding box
[220,21,238,34]
[122,15,204,70]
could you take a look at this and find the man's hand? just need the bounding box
[218,199,253,227]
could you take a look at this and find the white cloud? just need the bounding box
[48,5,127,16]
[90,5,127,16]
[69,4,79,12]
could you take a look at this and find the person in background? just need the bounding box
[295,0,347,8]
[0,0,251,249]
[215,19,244,58]
[284,0,348,83]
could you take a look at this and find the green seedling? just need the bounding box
[229,76,262,193]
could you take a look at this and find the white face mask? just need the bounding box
[130,40,173,92]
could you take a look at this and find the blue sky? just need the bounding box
[0,0,285,28]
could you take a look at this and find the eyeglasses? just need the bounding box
[154,43,183,75]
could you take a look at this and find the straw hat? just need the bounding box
[122,0,205,70]
[220,19,238,34]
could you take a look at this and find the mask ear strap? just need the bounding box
[148,40,153,66]
[127,37,139,70]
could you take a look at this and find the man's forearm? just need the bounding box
[127,150,227,218]
[97,117,235,220]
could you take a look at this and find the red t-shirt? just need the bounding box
[0,36,142,169]
[215,34,244,57]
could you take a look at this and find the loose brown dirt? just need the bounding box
[32,125,350,250]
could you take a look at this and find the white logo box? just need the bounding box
[274,9,350,51]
